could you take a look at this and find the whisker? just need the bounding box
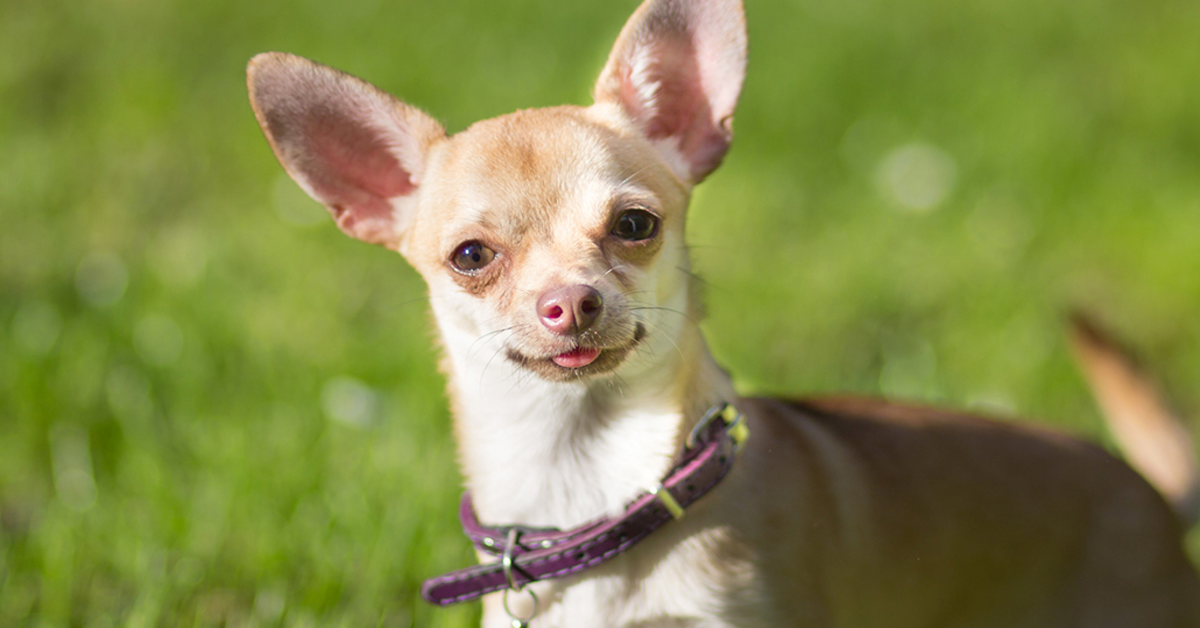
[481,341,514,389]
[602,264,631,279]
[468,325,518,359]
[615,163,656,189]
[393,296,432,311]
[628,304,700,330]
[682,242,734,253]
[632,312,687,362]
[675,265,711,288]
[505,365,540,400]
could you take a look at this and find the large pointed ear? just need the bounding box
[247,53,445,248]
[593,0,746,184]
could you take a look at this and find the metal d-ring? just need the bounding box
[502,586,539,627]
[502,527,522,592]
[500,528,538,625]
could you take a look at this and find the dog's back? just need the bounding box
[718,316,1200,628]
[723,394,1200,627]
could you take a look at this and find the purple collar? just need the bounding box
[421,403,748,606]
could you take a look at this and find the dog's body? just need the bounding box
[247,0,1200,625]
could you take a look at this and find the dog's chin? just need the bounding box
[506,323,646,383]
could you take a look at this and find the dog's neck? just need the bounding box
[435,305,733,531]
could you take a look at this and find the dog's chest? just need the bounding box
[452,362,688,527]
[483,523,762,628]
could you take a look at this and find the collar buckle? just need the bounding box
[686,402,749,451]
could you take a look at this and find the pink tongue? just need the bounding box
[553,347,601,368]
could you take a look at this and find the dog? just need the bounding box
[246,0,1200,625]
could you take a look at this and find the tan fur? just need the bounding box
[247,0,1200,625]
[1069,314,1200,523]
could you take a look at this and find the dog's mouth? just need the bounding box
[552,347,603,368]
[506,323,646,381]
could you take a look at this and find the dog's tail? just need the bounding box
[1069,313,1200,527]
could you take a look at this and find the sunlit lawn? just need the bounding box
[3,0,1200,625]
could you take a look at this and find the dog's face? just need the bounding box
[405,107,691,381]
[248,0,746,384]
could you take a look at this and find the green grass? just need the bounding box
[3,0,1200,625]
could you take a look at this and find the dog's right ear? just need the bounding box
[247,53,445,249]
[594,0,747,185]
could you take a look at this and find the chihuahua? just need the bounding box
[247,0,1200,625]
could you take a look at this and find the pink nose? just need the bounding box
[537,285,603,335]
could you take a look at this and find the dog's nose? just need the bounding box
[537,285,603,335]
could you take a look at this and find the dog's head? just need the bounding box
[248,0,746,384]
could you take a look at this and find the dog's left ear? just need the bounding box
[594,0,747,184]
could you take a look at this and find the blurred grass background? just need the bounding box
[2,0,1199,625]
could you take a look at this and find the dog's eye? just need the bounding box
[451,241,496,273]
[611,209,659,241]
